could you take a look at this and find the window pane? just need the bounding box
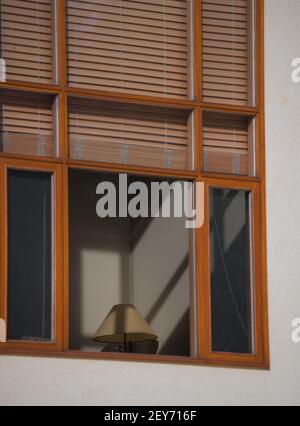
[203,112,255,176]
[202,0,256,106]
[69,170,192,356]
[0,0,55,84]
[8,170,53,342]
[68,98,193,171]
[210,188,254,354]
[0,91,57,158]
[67,0,193,99]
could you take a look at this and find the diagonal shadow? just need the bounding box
[145,254,189,324]
[159,309,190,356]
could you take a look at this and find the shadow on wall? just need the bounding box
[69,170,191,357]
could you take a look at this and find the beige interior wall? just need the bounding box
[131,215,191,356]
[69,170,131,351]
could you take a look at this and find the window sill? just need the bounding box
[0,349,270,371]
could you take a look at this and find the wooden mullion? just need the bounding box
[200,103,259,116]
[56,0,67,88]
[257,0,270,368]
[194,0,202,102]
[193,105,201,172]
[58,92,68,160]
[66,87,197,111]
[197,180,210,359]
[0,82,60,95]
[65,160,199,181]
[62,165,69,351]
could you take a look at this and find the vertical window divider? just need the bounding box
[196,180,211,359]
[195,0,202,102]
[55,0,67,88]
[62,165,69,352]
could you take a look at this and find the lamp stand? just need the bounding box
[118,334,132,353]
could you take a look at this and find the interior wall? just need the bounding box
[0,0,300,406]
[131,214,190,356]
[69,171,191,355]
[69,170,132,351]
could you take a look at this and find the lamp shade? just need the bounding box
[92,304,158,344]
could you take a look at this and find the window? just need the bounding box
[0,0,268,369]
[67,0,193,98]
[202,112,255,176]
[209,188,254,354]
[0,0,55,84]
[68,170,194,357]
[0,91,57,157]
[68,98,193,170]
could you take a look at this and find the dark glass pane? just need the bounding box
[8,170,53,342]
[210,188,254,354]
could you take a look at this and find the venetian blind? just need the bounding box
[203,112,253,175]
[0,0,53,84]
[67,0,191,98]
[202,0,254,106]
[69,98,190,170]
[0,91,55,157]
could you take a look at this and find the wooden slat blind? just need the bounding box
[0,0,53,84]
[69,98,190,170]
[67,0,191,99]
[0,91,55,157]
[202,0,253,106]
[203,112,252,175]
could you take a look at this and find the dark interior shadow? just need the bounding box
[159,309,190,357]
[102,339,159,355]
[130,216,153,250]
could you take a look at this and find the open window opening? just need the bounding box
[68,169,196,357]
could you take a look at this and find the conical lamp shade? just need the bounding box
[92,304,158,343]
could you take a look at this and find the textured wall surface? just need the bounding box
[0,0,300,406]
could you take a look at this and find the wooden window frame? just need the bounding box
[0,157,63,352]
[0,0,269,369]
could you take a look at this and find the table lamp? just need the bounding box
[92,304,158,353]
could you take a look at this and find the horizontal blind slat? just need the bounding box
[203,112,250,175]
[202,0,250,106]
[67,0,190,98]
[1,0,53,84]
[0,92,55,157]
[68,99,189,170]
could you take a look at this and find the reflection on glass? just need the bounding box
[8,170,53,342]
[210,188,254,354]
